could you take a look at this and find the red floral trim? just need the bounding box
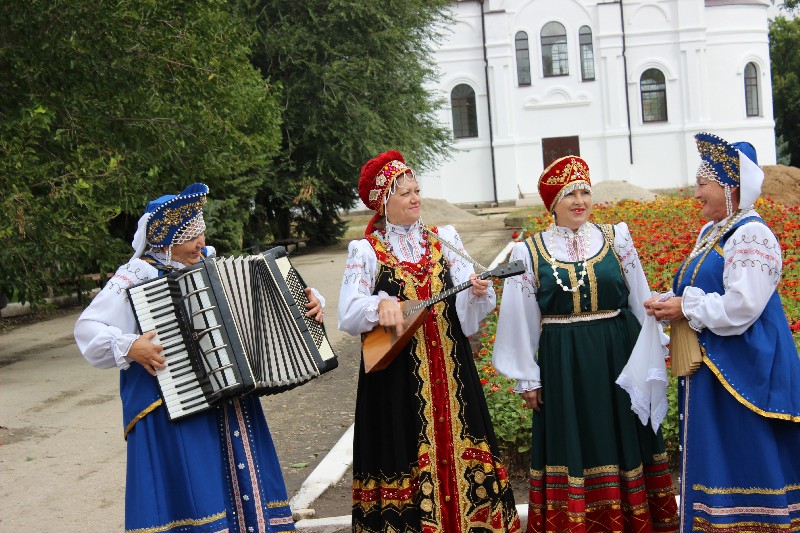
[527,463,678,533]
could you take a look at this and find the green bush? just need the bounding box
[474,308,532,472]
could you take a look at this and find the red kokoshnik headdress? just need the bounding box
[538,155,592,213]
[358,150,415,236]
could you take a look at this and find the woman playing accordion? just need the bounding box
[75,183,323,532]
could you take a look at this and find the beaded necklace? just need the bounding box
[547,222,591,292]
[375,223,436,284]
[686,209,750,261]
[676,209,751,287]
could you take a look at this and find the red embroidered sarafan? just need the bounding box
[352,227,521,533]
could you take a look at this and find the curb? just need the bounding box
[0,289,100,318]
[291,424,354,517]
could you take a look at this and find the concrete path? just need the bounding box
[0,208,517,532]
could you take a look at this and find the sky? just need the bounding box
[768,2,797,19]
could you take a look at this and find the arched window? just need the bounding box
[745,62,760,117]
[541,22,568,77]
[515,31,532,86]
[579,26,595,81]
[451,84,478,139]
[640,68,667,123]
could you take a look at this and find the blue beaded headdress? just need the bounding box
[145,183,208,247]
[695,132,749,187]
[694,132,763,211]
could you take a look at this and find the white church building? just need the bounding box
[422,0,777,205]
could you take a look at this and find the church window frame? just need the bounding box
[451,84,479,139]
[541,22,569,77]
[640,68,668,123]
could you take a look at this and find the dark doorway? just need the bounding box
[542,136,580,168]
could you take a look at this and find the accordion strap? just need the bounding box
[140,254,172,273]
[140,251,208,273]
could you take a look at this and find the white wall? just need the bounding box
[425,0,777,203]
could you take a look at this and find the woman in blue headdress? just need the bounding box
[645,133,800,533]
[75,184,323,532]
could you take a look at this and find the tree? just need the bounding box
[0,0,282,305]
[772,0,800,11]
[242,0,453,246]
[770,16,800,166]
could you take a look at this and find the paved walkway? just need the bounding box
[0,208,519,532]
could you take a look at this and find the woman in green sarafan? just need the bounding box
[493,156,678,533]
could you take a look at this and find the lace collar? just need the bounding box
[384,219,421,236]
[146,248,190,269]
[549,221,590,238]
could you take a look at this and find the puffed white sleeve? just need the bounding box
[338,239,390,336]
[613,223,655,326]
[492,240,542,391]
[681,219,782,335]
[437,225,496,336]
[612,227,669,430]
[74,260,157,369]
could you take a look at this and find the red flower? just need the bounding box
[511,230,519,239]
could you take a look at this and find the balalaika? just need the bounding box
[126,246,338,421]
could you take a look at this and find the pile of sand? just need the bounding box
[594,166,800,207]
[591,181,658,205]
[762,165,800,206]
[421,198,480,225]
[339,198,478,235]
[510,181,658,208]
[343,165,799,229]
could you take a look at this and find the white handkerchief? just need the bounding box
[616,314,669,432]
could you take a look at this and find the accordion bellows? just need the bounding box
[127,247,337,421]
[669,318,702,377]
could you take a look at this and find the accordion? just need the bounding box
[127,246,338,421]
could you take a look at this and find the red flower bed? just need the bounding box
[512,195,800,329]
[486,195,800,468]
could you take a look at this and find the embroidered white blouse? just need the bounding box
[681,208,782,335]
[492,222,660,392]
[74,246,326,370]
[74,249,214,370]
[338,221,495,337]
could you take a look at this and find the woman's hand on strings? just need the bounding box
[377,298,405,337]
[470,273,490,297]
[128,331,166,376]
